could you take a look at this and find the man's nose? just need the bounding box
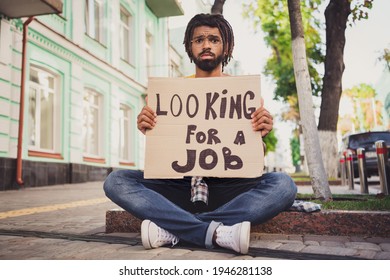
[202,38,212,48]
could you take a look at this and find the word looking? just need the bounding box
[155,89,256,120]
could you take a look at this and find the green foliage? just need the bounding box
[290,135,301,166]
[243,0,324,102]
[263,129,277,154]
[350,0,374,24]
[343,83,376,98]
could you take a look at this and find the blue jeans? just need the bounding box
[103,170,297,248]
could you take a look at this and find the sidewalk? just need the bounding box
[0,181,389,260]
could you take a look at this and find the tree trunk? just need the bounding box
[287,0,332,201]
[211,0,226,14]
[318,0,351,179]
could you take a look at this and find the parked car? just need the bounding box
[340,131,390,178]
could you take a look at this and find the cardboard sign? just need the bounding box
[144,75,264,178]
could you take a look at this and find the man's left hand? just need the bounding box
[251,97,273,137]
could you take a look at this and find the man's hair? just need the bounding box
[183,13,234,70]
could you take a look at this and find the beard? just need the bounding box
[193,51,224,72]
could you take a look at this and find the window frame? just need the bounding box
[27,66,62,157]
[119,5,134,65]
[85,0,106,44]
[82,88,104,160]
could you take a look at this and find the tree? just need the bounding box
[318,0,373,178]
[211,0,226,15]
[317,0,351,179]
[287,0,332,200]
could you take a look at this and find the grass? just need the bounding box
[296,193,390,211]
[290,173,339,182]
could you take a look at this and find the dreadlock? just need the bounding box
[183,13,235,70]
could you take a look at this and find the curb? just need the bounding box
[294,180,342,186]
[105,209,390,237]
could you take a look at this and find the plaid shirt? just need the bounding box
[191,176,209,204]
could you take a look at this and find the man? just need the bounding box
[104,13,297,255]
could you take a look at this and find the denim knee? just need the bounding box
[103,169,138,198]
[264,172,297,203]
[103,170,119,198]
[277,172,297,203]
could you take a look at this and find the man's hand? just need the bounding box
[251,97,273,137]
[137,105,157,135]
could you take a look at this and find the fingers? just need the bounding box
[137,105,157,135]
[260,96,264,108]
[251,106,274,137]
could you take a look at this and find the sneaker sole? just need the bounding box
[141,220,152,249]
[239,221,251,254]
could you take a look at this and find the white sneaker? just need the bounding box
[215,221,251,254]
[141,220,179,249]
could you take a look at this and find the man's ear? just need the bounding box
[224,44,229,58]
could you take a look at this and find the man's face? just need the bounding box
[191,26,224,72]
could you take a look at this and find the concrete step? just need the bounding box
[106,209,390,237]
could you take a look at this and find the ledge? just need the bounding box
[106,209,390,237]
[293,180,342,186]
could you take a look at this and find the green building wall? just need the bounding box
[0,0,177,190]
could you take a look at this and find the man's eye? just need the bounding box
[195,38,204,44]
[210,38,220,44]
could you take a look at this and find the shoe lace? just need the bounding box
[157,227,179,247]
[215,222,250,254]
[216,226,236,248]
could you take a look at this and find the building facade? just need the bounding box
[0,0,183,190]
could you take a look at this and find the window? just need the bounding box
[83,89,103,158]
[120,6,133,64]
[85,0,105,44]
[118,104,134,163]
[28,67,60,154]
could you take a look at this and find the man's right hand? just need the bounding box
[137,105,157,135]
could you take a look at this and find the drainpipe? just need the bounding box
[16,16,34,186]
